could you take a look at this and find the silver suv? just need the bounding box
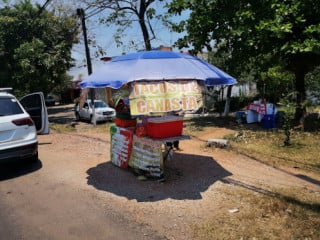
[0,88,49,162]
[75,99,116,123]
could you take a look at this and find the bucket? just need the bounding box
[262,114,276,129]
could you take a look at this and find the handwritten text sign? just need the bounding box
[129,80,204,115]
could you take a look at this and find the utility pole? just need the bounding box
[77,8,96,125]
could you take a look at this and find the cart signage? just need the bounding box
[110,125,133,168]
[129,80,204,115]
[129,135,163,177]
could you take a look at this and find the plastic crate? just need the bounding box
[147,116,183,139]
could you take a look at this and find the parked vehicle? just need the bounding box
[45,95,55,106]
[75,99,116,123]
[0,88,49,162]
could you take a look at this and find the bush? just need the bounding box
[303,112,320,132]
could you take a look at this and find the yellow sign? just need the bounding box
[129,80,204,115]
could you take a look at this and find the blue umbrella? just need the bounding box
[80,50,237,89]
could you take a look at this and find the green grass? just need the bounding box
[49,121,114,134]
[227,130,320,176]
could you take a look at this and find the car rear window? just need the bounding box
[0,97,24,116]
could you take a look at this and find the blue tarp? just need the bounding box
[80,50,237,89]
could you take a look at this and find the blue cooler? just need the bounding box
[236,111,245,123]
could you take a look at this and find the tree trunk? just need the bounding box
[223,85,233,116]
[294,69,307,121]
[138,2,151,51]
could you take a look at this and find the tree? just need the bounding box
[0,0,79,97]
[81,0,165,52]
[167,0,320,119]
[305,66,320,104]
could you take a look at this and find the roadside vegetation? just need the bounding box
[184,115,320,239]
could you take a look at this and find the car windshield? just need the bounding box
[93,101,108,108]
[0,97,24,116]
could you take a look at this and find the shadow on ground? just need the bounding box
[47,104,75,124]
[86,152,231,202]
[0,159,42,181]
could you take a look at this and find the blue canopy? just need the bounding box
[80,50,237,89]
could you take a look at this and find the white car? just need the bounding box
[75,99,116,123]
[0,88,49,163]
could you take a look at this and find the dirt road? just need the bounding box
[0,104,319,239]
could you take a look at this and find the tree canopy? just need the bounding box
[167,0,320,115]
[0,0,79,97]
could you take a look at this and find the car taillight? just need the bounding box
[12,117,34,126]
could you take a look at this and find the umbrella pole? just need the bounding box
[90,88,96,125]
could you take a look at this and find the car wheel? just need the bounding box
[75,112,81,121]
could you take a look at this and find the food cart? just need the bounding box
[79,50,237,179]
[109,80,200,178]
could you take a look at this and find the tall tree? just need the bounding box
[82,0,165,52]
[0,0,79,96]
[167,0,320,118]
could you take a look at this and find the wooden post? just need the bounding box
[106,87,113,107]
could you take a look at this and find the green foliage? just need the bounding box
[167,0,320,117]
[305,66,320,104]
[0,0,78,96]
[303,112,320,132]
[260,66,295,103]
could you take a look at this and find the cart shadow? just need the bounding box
[86,152,231,202]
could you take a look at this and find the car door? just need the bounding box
[20,92,49,134]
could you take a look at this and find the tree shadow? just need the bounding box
[294,174,320,186]
[47,104,75,124]
[0,159,42,181]
[86,152,231,202]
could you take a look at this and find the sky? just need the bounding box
[24,0,189,79]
